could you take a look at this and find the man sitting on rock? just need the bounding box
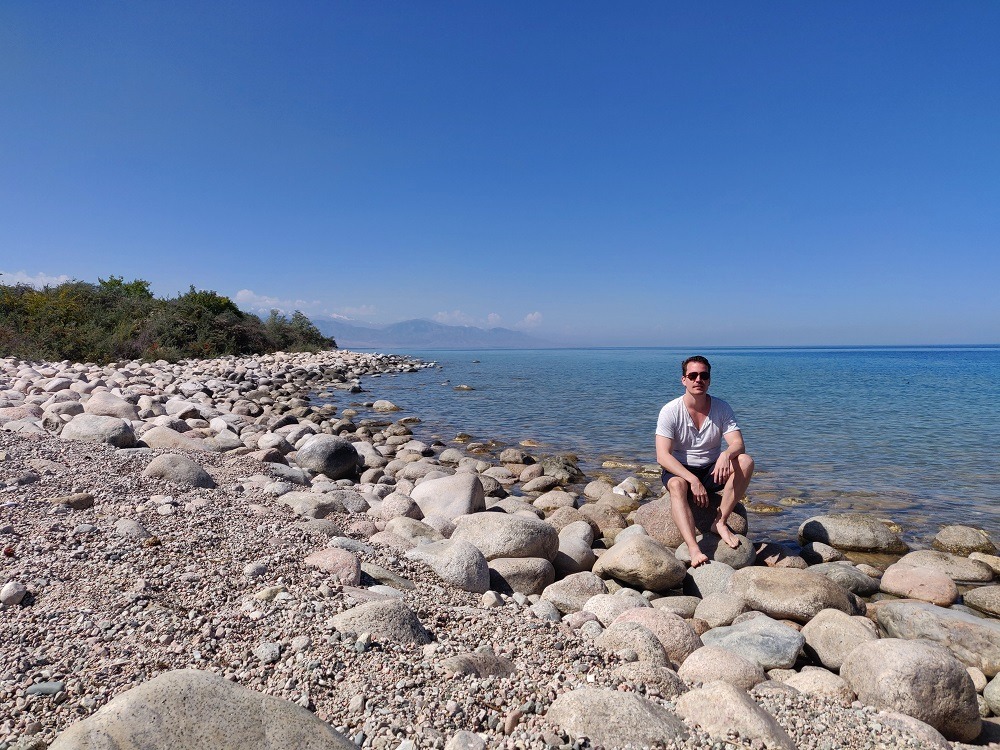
[655,355,754,568]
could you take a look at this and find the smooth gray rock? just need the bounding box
[693,592,748,628]
[452,512,558,561]
[140,425,211,451]
[385,517,444,546]
[593,535,686,592]
[294,435,359,480]
[677,646,767,691]
[277,491,344,519]
[612,663,687,697]
[841,638,981,742]
[800,608,879,671]
[143,453,216,488]
[488,557,555,596]
[541,572,608,614]
[411,473,486,521]
[701,614,805,670]
[553,521,598,576]
[47,669,354,749]
[683,560,735,597]
[964,585,1000,618]
[782,666,855,702]
[798,513,908,553]
[61,414,136,448]
[405,539,490,593]
[897,549,994,583]
[545,687,688,746]
[674,534,756,569]
[875,600,1000,676]
[675,680,796,750]
[83,391,140,420]
[583,591,651,627]
[808,562,881,597]
[114,519,151,540]
[726,567,861,623]
[595,621,669,666]
[331,599,432,645]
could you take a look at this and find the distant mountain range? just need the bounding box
[313,318,548,349]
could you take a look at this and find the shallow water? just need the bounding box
[324,346,1000,548]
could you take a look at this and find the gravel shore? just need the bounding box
[0,351,993,750]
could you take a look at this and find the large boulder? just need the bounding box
[411,473,486,520]
[798,513,908,553]
[553,521,597,576]
[140,425,211,452]
[879,563,959,606]
[406,539,490,593]
[61,414,136,448]
[541,572,608,614]
[675,680,795,750]
[700,614,805,670]
[48,669,354,749]
[875,600,1000,676]
[726,567,861,623]
[840,639,981,742]
[683,560,735,597]
[807,562,880,597]
[634,497,747,548]
[611,609,702,666]
[294,435,359,480]
[964,585,1000,618]
[143,454,216,488]
[933,525,996,556]
[800,608,878,671]
[452,512,558,561]
[545,687,688,746]
[592,535,686,592]
[896,549,993,583]
[677,646,767,691]
[583,591,651,627]
[488,557,555,596]
[594,621,669,666]
[675,534,756,569]
[782,667,855,703]
[83,391,140,420]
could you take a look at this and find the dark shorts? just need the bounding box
[661,463,725,494]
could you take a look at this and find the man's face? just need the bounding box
[682,364,711,396]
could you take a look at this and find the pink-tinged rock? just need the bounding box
[881,563,959,606]
[304,549,360,585]
[612,608,702,666]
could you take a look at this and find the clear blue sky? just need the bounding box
[2,2,998,346]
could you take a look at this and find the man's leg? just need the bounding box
[667,476,709,567]
[711,453,755,548]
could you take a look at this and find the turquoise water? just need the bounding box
[335,347,1000,547]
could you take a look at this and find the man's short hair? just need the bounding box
[682,355,711,376]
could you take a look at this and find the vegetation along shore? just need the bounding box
[2,349,1000,750]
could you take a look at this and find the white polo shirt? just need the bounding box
[655,395,740,467]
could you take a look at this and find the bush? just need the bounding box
[0,277,335,363]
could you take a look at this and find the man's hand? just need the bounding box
[689,478,709,507]
[711,453,733,486]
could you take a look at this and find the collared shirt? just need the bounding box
[655,395,740,467]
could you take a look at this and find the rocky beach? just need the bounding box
[2,349,1000,750]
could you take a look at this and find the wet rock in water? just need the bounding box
[372,399,400,412]
[800,608,879,671]
[545,687,688,747]
[677,645,767,691]
[896,549,994,583]
[451,512,558,561]
[675,680,796,750]
[592,535,686,593]
[879,562,959,606]
[798,513,908,554]
[875,600,1000,676]
[143,453,217,488]
[294,434,359,480]
[726,567,862,623]
[840,638,981,742]
[700,614,805,670]
[933,525,997,556]
[47,668,355,749]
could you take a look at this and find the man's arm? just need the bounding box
[712,429,746,484]
[656,434,709,505]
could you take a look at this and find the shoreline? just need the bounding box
[1,349,999,749]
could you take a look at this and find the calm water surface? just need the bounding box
[325,347,1000,547]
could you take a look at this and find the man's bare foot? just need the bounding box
[687,543,710,568]
[712,519,740,549]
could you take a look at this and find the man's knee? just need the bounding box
[738,453,754,473]
[666,476,688,497]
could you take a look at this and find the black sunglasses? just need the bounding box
[685,371,710,381]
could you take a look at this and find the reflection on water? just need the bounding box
[319,346,1000,548]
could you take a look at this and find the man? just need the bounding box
[655,355,754,568]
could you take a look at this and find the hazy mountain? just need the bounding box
[314,318,547,349]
